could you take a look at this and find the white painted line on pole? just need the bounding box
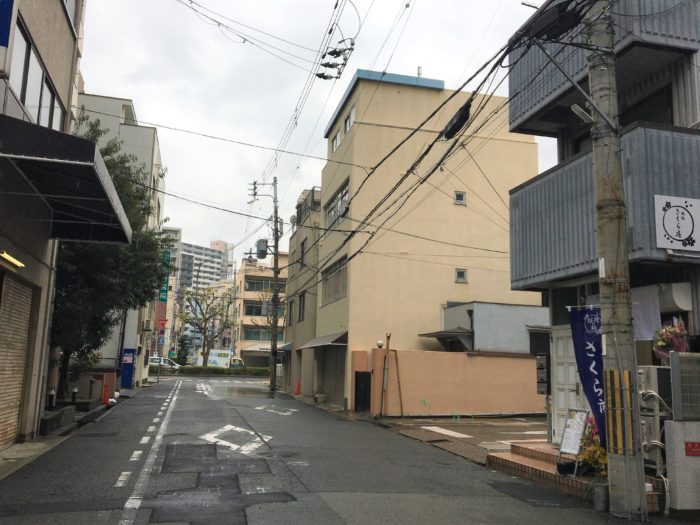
[129,451,143,461]
[119,380,181,525]
[140,436,151,444]
[147,426,156,432]
[114,471,132,487]
[420,426,473,439]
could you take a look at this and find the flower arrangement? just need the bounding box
[579,416,607,477]
[653,320,689,365]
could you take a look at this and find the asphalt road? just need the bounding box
[0,377,670,524]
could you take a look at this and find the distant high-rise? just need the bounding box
[180,242,228,289]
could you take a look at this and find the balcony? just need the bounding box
[508,0,700,135]
[510,123,700,290]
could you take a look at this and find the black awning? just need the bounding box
[0,114,132,243]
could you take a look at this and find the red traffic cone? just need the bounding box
[295,381,301,396]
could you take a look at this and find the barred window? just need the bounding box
[322,257,347,306]
[324,181,349,228]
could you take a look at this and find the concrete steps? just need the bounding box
[487,442,663,514]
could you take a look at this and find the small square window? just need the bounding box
[332,132,340,152]
[455,268,468,283]
[454,191,466,205]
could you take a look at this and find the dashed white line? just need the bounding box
[114,471,131,487]
[129,451,143,461]
[147,425,156,432]
[153,418,160,423]
[140,436,151,445]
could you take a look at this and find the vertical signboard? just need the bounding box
[568,306,606,449]
[0,0,17,77]
[158,250,170,302]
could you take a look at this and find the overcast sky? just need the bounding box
[80,0,555,256]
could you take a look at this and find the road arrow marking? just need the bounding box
[254,404,299,416]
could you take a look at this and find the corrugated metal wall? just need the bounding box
[510,125,700,289]
[509,0,700,130]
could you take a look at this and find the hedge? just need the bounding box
[176,366,270,377]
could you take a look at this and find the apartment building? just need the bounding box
[288,69,543,409]
[180,242,228,289]
[233,255,288,367]
[78,93,165,388]
[507,0,700,444]
[162,227,182,359]
[0,0,131,446]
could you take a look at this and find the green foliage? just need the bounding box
[176,335,192,365]
[52,114,172,387]
[176,366,270,377]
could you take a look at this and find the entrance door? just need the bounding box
[0,274,34,448]
[551,325,585,443]
[322,347,346,406]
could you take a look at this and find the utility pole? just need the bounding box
[586,1,645,519]
[269,176,280,398]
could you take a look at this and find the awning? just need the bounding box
[299,331,347,349]
[419,327,472,352]
[240,342,290,353]
[0,114,132,243]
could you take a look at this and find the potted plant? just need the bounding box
[653,320,689,365]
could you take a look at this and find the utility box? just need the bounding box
[256,239,268,259]
[666,421,700,515]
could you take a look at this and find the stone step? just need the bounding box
[510,442,562,464]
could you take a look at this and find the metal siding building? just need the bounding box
[510,124,700,290]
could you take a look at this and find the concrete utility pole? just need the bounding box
[586,1,645,520]
[269,176,280,398]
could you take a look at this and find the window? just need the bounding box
[324,181,349,227]
[244,301,262,316]
[455,268,468,283]
[243,327,270,341]
[344,106,355,133]
[298,292,306,322]
[322,257,347,305]
[332,132,340,152]
[454,191,466,205]
[7,22,62,129]
[300,238,307,267]
[287,300,294,325]
[245,279,286,293]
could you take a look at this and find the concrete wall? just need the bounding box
[369,347,545,417]
[473,303,549,353]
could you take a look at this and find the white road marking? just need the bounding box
[157,411,163,416]
[420,426,473,439]
[199,424,271,455]
[501,431,548,435]
[153,418,160,423]
[114,471,131,487]
[234,380,242,384]
[119,380,181,525]
[129,451,143,461]
[254,404,299,416]
[140,436,151,444]
[147,426,156,432]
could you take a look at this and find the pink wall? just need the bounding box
[370,348,545,417]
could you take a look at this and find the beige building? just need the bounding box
[286,188,321,394]
[77,93,166,388]
[0,0,131,447]
[233,254,287,367]
[290,69,543,409]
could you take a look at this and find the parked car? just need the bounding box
[149,356,180,370]
[230,357,245,368]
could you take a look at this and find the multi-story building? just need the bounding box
[233,254,288,367]
[210,239,234,279]
[289,69,544,408]
[285,188,321,394]
[78,93,165,388]
[180,242,228,289]
[506,0,700,443]
[0,0,131,446]
[162,227,182,359]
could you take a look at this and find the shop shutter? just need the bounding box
[0,276,34,448]
[323,348,337,404]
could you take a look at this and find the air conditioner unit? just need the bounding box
[671,352,700,421]
[142,319,153,331]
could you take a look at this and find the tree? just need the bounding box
[178,285,234,368]
[51,115,171,395]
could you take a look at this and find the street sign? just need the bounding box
[158,250,170,302]
[159,319,168,328]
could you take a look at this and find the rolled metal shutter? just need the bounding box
[335,348,346,407]
[0,275,34,448]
